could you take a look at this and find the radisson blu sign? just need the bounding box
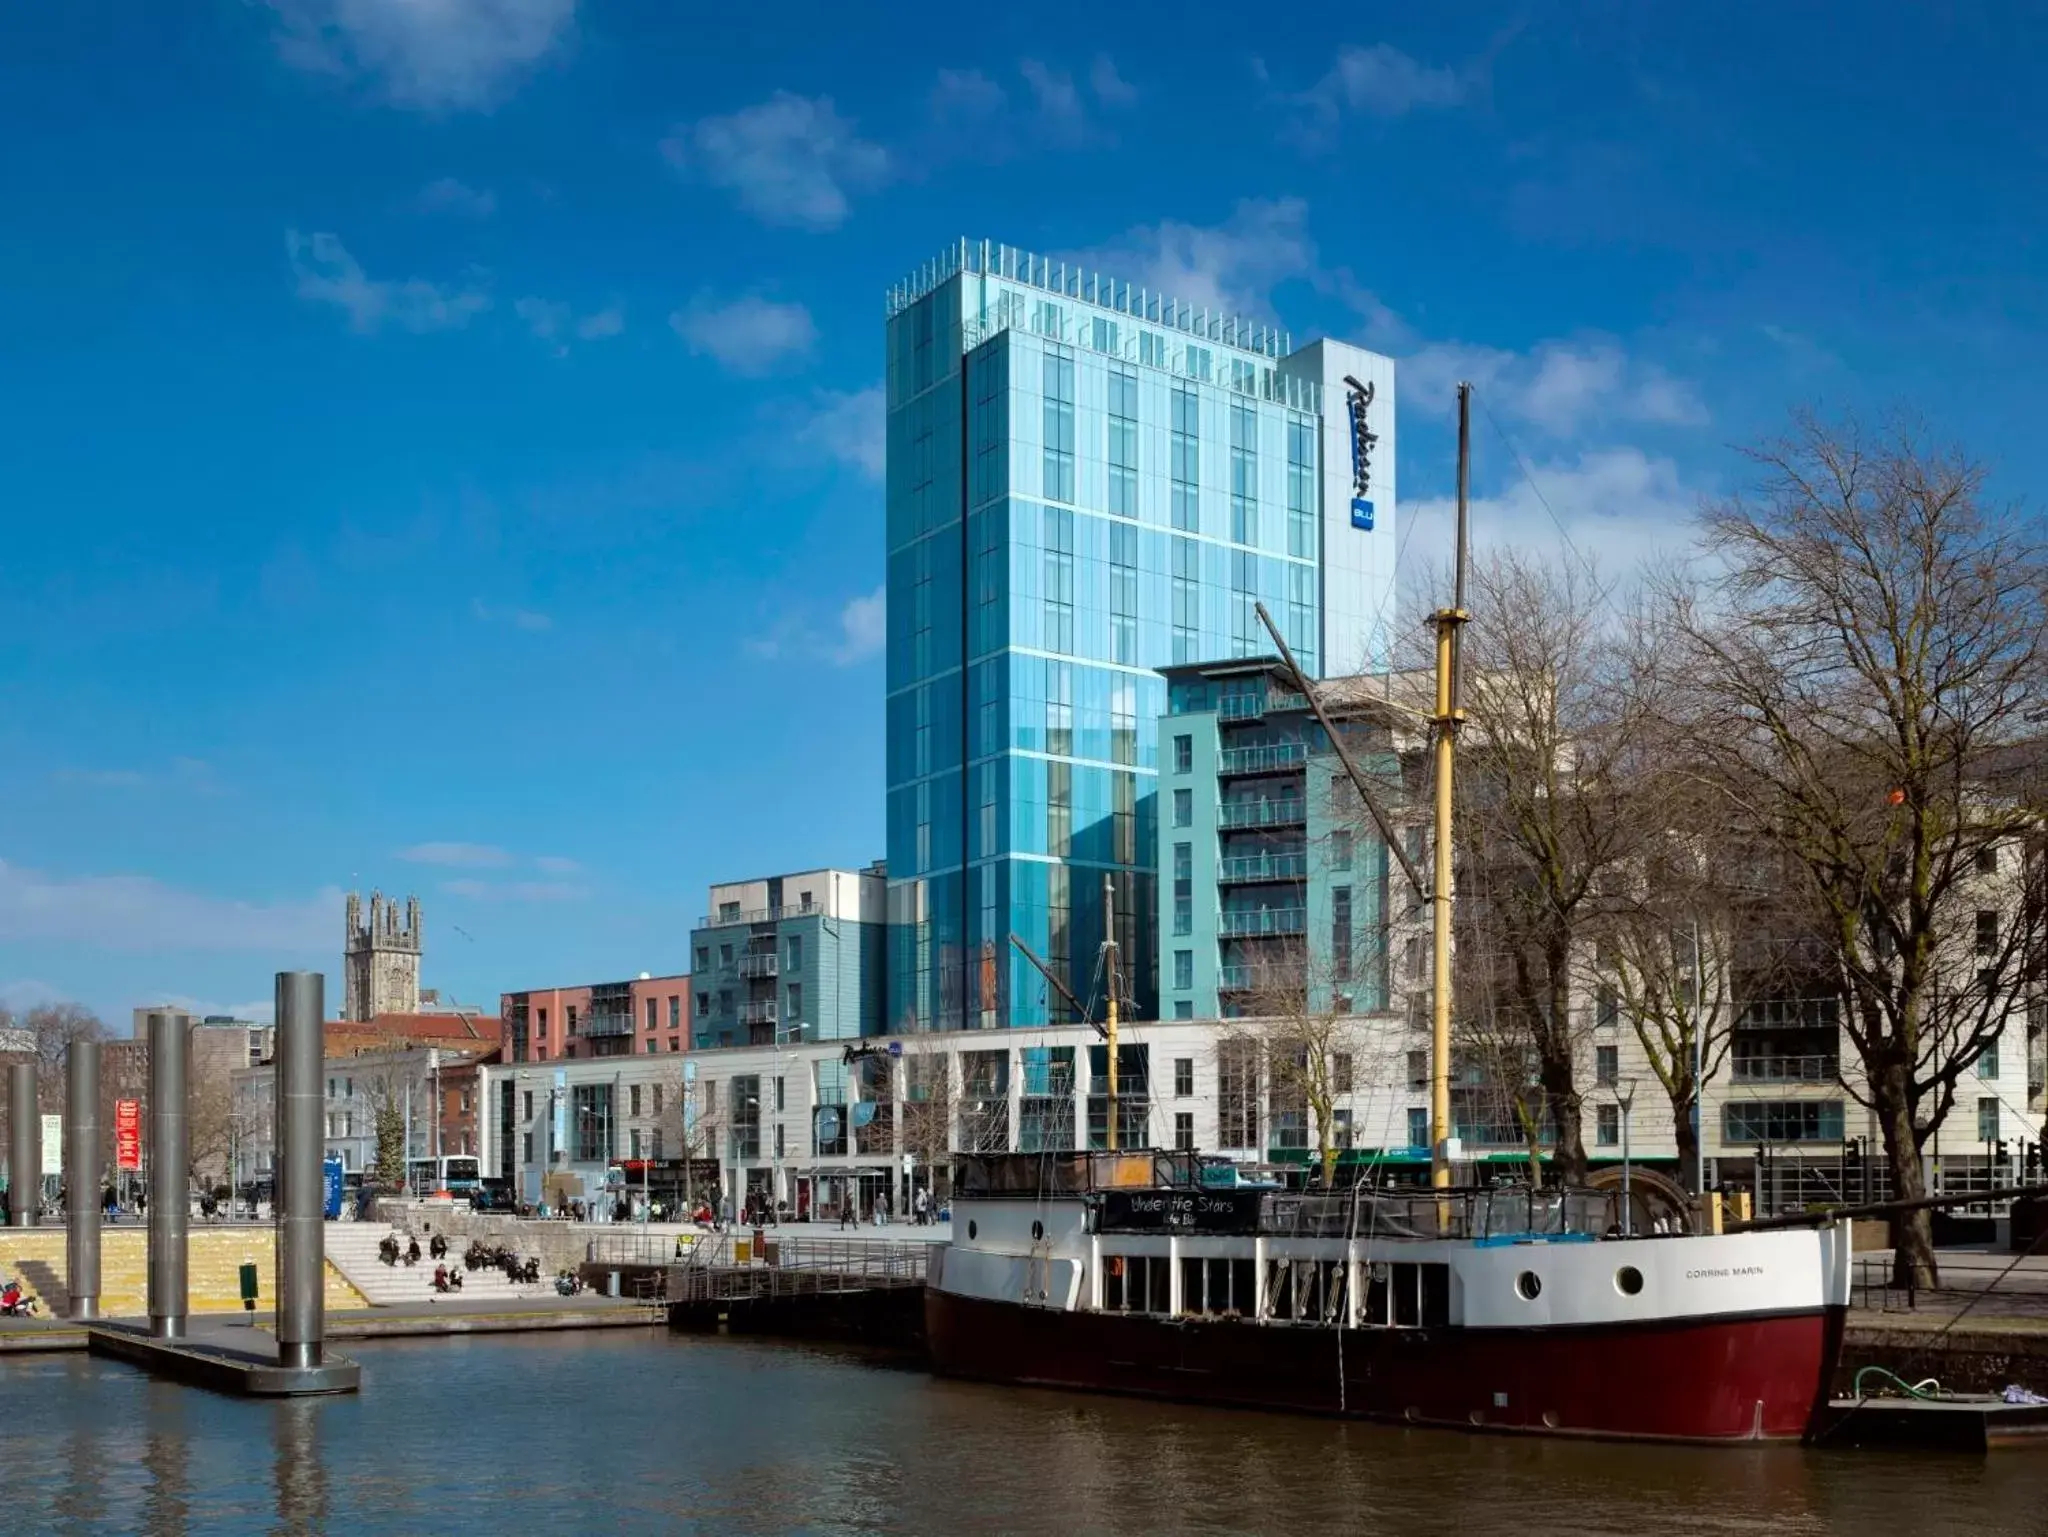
[1344,374,1378,531]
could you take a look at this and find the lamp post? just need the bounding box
[1618,1078,1638,1239]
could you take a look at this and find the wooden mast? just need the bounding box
[1430,382,1472,1191]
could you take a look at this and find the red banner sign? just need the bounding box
[115,1099,141,1171]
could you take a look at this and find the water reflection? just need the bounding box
[0,1336,2045,1535]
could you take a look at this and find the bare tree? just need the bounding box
[898,1043,955,1198]
[656,1074,724,1213]
[1669,412,2048,1286]
[1445,551,1658,1184]
[1233,942,1370,1186]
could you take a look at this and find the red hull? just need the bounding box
[927,1289,1846,1443]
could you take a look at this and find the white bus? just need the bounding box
[406,1155,482,1199]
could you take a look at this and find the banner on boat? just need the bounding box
[1101,1188,1261,1234]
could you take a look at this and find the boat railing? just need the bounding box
[1259,1187,1623,1242]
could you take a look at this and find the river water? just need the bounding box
[4,1332,2046,1534]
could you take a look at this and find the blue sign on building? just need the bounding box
[1346,375,1378,531]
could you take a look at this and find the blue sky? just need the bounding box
[2,2,2043,1027]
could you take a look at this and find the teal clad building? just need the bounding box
[1158,659,1399,1023]
[883,239,1398,1032]
[689,865,887,1048]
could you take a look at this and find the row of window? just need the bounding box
[1100,1254,1450,1329]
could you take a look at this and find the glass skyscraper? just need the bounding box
[884,239,1397,1033]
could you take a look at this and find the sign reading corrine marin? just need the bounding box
[1101,1188,1261,1234]
[1344,373,1379,531]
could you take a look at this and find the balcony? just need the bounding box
[1219,964,1301,994]
[583,1011,633,1039]
[1217,742,1308,777]
[1736,996,1840,1031]
[738,953,781,979]
[1218,851,1308,885]
[698,900,823,930]
[1219,799,1306,830]
[1731,1055,1839,1083]
[1216,690,1308,723]
[1220,907,1307,938]
[738,1001,780,1027]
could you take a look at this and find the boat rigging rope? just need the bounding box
[1852,1365,1941,1401]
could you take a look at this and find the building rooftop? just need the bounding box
[888,238,1292,360]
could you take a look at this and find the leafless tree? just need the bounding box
[897,1043,955,1197]
[1232,941,1371,1186]
[1667,411,2048,1286]
[1437,551,1659,1184]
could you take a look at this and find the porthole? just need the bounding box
[1031,1220,1045,1241]
[968,1220,977,1240]
[1516,1270,1542,1301]
[1616,1266,1644,1297]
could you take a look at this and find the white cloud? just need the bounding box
[664,91,888,230]
[795,384,884,479]
[287,229,490,334]
[930,68,1005,120]
[1402,336,1708,438]
[532,855,580,875]
[1087,198,1318,322]
[669,294,816,376]
[416,176,496,216]
[441,877,588,902]
[1292,43,1466,139]
[265,0,577,111]
[513,295,624,354]
[1400,447,1703,582]
[0,858,337,954]
[1090,54,1138,108]
[745,584,886,668]
[1019,59,1084,132]
[470,596,553,631]
[397,842,513,868]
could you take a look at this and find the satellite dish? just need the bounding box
[815,1107,842,1142]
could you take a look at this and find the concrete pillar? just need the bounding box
[65,1040,101,1319]
[147,1011,188,1338]
[8,1062,37,1227]
[275,971,325,1369]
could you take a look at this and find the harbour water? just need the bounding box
[5,1332,2048,1534]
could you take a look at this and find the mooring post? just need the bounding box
[8,1062,38,1228]
[66,1039,101,1318]
[275,972,325,1369]
[147,1011,189,1339]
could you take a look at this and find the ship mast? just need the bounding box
[1430,383,1472,1191]
[1103,873,1119,1151]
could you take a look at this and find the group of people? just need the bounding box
[464,1239,543,1285]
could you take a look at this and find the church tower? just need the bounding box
[343,891,422,1021]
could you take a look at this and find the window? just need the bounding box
[1170,383,1199,532]
[1108,521,1137,665]
[1219,1038,1260,1148]
[720,943,733,967]
[522,1091,533,1120]
[566,1005,578,1034]
[1596,985,1618,1029]
[1173,842,1193,937]
[775,1075,786,1112]
[695,946,709,970]
[1596,1104,1620,1147]
[630,1129,642,1159]
[1173,949,1193,990]
[1407,1050,1427,1091]
[1174,1112,1195,1150]
[652,1129,664,1160]
[1334,1053,1353,1094]
[1102,1254,1171,1315]
[1978,845,1999,875]
[629,1085,642,1117]
[646,998,658,1032]
[1173,1001,1194,1019]
[1173,788,1193,827]
[1978,910,1999,956]
[719,900,740,921]
[1174,1058,1194,1097]
[1408,1107,1428,1150]
[1229,401,1257,545]
[1334,1108,1354,1149]
[696,992,711,1017]
[1331,886,1352,982]
[1042,347,1075,503]
[1980,1097,2002,1141]
[787,982,803,1022]
[1722,1101,1847,1144]
[669,1037,680,1053]
[1596,1045,1618,1087]
[788,935,804,972]
[1286,416,1316,559]
[523,1131,534,1164]
[1044,504,1074,655]
[1331,829,1353,871]
[1173,734,1193,774]
[1980,1041,2001,1080]
[1108,364,1137,518]
[1171,536,1199,664]
[668,996,681,1029]
[537,1008,548,1035]
[653,1084,664,1116]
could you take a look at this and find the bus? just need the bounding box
[406,1155,482,1199]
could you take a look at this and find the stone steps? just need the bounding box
[0,1226,366,1315]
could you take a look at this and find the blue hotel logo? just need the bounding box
[1343,374,1379,532]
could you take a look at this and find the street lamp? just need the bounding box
[1618,1078,1638,1238]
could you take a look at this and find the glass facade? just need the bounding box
[884,241,1396,1031]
